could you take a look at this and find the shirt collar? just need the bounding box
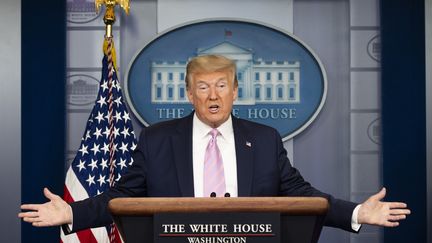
[193,113,233,141]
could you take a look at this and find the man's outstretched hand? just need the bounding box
[18,188,72,227]
[358,187,410,227]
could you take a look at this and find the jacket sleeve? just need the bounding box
[275,129,359,233]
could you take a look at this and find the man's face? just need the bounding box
[187,71,238,128]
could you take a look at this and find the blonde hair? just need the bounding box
[185,55,238,89]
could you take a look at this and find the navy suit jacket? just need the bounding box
[70,113,358,233]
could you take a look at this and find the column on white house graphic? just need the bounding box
[251,59,300,104]
[151,61,188,103]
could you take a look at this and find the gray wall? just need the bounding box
[0,0,21,242]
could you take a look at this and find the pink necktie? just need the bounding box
[204,128,226,197]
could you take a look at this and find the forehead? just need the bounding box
[192,71,231,83]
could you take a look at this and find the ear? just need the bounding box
[232,85,238,101]
[186,88,194,104]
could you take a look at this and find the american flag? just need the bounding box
[61,38,136,243]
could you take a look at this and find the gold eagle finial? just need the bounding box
[95,0,130,16]
[95,0,130,37]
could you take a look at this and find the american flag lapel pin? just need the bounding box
[246,141,251,147]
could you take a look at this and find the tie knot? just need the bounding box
[209,128,220,139]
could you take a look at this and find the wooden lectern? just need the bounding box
[109,197,328,243]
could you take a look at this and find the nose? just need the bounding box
[209,86,218,100]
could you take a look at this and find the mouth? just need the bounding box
[208,104,220,113]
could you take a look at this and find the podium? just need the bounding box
[109,197,328,243]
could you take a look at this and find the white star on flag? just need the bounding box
[97,96,107,107]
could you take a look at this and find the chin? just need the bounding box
[210,118,228,127]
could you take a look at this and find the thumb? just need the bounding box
[43,187,58,201]
[371,187,386,201]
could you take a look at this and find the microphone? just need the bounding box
[210,192,216,197]
[224,192,230,197]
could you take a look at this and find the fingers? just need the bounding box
[388,214,406,221]
[378,207,410,227]
[32,222,47,227]
[390,208,411,215]
[388,202,408,209]
[18,211,39,218]
[22,215,41,223]
[20,204,41,211]
[19,208,58,227]
[23,217,53,227]
[20,211,47,226]
[383,213,409,226]
[382,221,399,227]
[19,205,40,222]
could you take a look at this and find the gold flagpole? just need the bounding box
[94,1,130,242]
[95,0,130,38]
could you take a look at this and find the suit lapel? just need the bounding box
[232,117,254,196]
[171,114,195,197]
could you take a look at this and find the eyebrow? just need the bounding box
[216,78,228,83]
[196,81,209,85]
[195,77,228,84]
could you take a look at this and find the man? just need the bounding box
[19,55,410,233]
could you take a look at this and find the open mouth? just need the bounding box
[209,105,219,113]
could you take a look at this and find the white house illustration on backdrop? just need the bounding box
[150,41,301,105]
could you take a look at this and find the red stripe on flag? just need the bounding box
[63,185,74,204]
[112,225,123,243]
[76,229,99,243]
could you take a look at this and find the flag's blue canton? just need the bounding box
[71,55,137,197]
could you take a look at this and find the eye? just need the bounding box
[197,83,209,91]
[217,82,227,89]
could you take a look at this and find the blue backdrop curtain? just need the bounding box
[381,0,427,242]
[21,0,66,242]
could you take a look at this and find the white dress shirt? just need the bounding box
[192,114,238,197]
